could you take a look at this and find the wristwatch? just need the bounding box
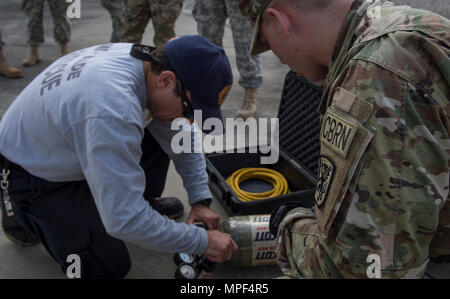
[194,198,212,207]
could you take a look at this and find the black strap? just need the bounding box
[130,44,175,72]
[129,44,156,61]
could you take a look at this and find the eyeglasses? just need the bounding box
[141,46,194,119]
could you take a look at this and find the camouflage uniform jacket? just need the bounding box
[278,0,450,279]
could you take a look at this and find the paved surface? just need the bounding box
[0,0,448,279]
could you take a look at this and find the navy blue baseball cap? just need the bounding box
[165,35,233,133]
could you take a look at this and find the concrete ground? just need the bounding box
[0,0,448,279]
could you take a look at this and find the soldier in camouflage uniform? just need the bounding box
[240,0,449,278]
[0,30,22,78]
[101,0,125,43]
[120,0,183,47]
[193,0,263,119]
[21,0,71,66]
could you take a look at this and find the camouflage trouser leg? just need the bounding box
[47,0,71,44]
[193,0,262,89]
[0,30,4,48]
[22,0,70,45]
[22,0,45,45]
[192,0,227,47]
[149,0,183,47]
[224,0,262,88]
[120,0,150,44]
[101,0,125,43]
[121,0,182,46]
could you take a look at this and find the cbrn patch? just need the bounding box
[320,110,357,158]
[315,155,336,208]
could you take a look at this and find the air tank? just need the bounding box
[220,215,278,267]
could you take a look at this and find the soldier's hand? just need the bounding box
[204,230,238,263]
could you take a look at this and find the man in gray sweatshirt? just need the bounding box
[0,35,237,279]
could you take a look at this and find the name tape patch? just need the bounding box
[321,110,357,158]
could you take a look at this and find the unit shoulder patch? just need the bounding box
[320,110,357,158]
[315,155,336,208]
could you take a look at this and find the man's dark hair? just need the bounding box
[149,45,182,97]
[149,45,171,74]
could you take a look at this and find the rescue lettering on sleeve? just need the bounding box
[320,110,357,158]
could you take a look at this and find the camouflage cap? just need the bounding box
[239,0,273,55]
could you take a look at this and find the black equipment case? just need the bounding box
[205,71,323,216]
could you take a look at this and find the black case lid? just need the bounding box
[277,71,323,177]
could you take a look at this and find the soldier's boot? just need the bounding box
[60,43,69,57]
[237,88,258,120]
[22,44,42,67]
[0,48,22,78]
[146,197,184,219]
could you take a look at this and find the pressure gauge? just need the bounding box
[179,253,195,264]
[175,263,198,279]
[173,252,195,266]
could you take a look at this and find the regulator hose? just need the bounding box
[226,168,290,202]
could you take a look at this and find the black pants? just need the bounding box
[0,129,170,279]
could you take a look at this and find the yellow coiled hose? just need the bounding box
[226,168,290,202]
